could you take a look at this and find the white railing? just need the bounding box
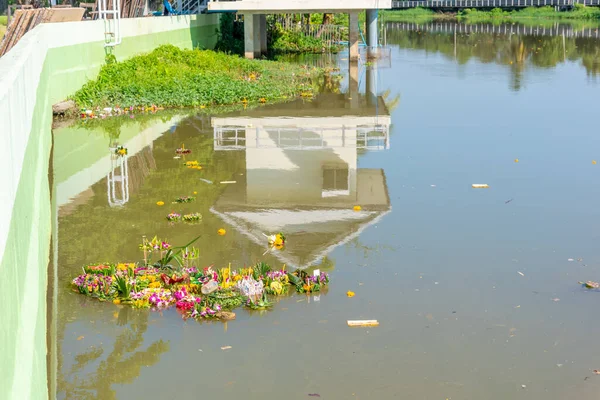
[388,20,600,38]
[392,0,600,7]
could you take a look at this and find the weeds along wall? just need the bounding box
[0,14,219,400]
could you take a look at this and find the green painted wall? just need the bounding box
[0,15,219,400]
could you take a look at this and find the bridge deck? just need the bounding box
[392,0,600,8]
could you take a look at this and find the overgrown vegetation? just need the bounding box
[71,44,329,108]
[216,13,347,56]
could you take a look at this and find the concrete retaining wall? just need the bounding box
[0,14,219,400]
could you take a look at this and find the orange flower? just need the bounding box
[217,228,226,236]
[353,205,362,211]
[113,299,121,304]
[347,291,355,298]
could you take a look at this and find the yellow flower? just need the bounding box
[113,299,121,304]
[193,191,198,195]
[117,148,127,156]
[303,284,311,293]
[218,228,226,236]
[259,98,266,103]
[347,291,355,298]
[148,275,156,283]
[353,205,362,212]
[233,275,242,282]
[514,159,519,163]
[270,281,283,295]
[148,282,161,289]
[157,201,165,206]
[200,105,206,109]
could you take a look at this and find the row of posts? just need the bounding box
[242,9,380,60]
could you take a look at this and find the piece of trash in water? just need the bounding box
[581,281,600,289]
[593,160,597,165]
[199,178,213,184]
[77,335,84,341]
[430,184,436,187]
[517,271,525,276]
[505,199,513,204]
[514,305,520,308]
[472,184,489,189]
[521,384,527,389]
[593,370,600,375]
[347,320,379,327]
[514,159,519,163]
[568,258,574,262]
[308,394,321,398]
[220,181,236,184]
[221,346,232,350]
[552,298,560,302]
[173,156,181,159]
[347,291,355,298]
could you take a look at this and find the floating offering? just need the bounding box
[175,196,196,203]
[114,146,128,157]
[581,281,600,289]
[472,184,489,189]
[182,213,202,222]
[166,212,181,222]
[70,237,330,321]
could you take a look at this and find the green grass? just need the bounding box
[0,15,7,39]
[71,44,330,108]
[382,8,438,23]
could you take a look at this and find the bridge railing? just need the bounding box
[392,0,600,8]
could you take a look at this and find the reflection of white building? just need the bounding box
[210,95,392,269]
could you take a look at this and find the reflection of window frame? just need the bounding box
[322,164,350,198]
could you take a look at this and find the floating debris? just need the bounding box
[220,181,236,184]
[581,281,599,289]
[217,228,226,236]
[472,184,489,189]
[347,320,379,327]
[353,205,362,211]
[199,179,213,184]
[347,291,355,298]
[517,271,525,277]
[156,201,165,206]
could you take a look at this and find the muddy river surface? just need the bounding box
[53,21,600,400]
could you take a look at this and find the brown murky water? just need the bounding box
[53,22,600,400]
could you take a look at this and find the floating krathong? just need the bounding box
[175,144,192,155]
[70,237,330,321]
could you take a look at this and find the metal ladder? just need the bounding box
[98,0,121,47]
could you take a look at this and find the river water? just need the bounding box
[53,21,600,400]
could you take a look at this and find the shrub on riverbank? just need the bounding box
[71,45,326,108]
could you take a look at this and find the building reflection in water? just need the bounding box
[210,91,392,270]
